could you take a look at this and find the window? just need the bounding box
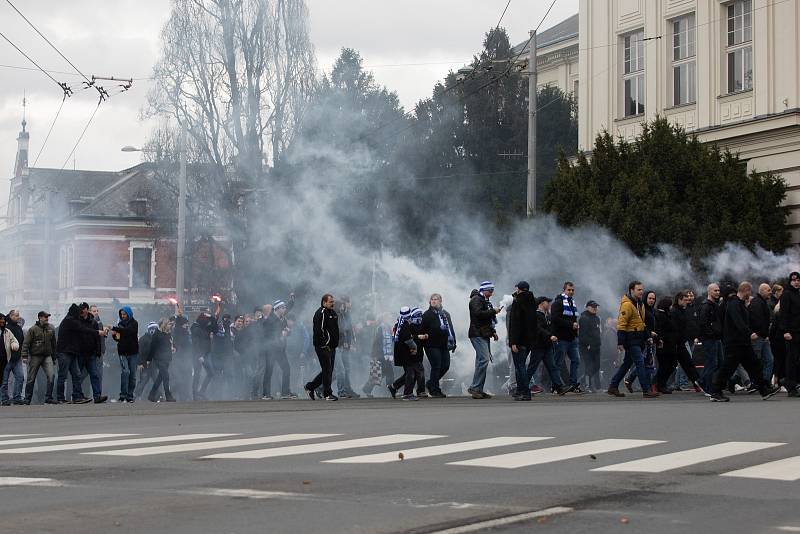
[672,13,696,105]
[622,30,645,117]
[59,245,74,289]
[131,248,153,288]
[726,0,752,93]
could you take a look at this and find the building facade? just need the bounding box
[0,121,232,318]
[578,0,800,240]
[512,13,580,96]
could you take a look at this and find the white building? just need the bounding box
[578,0,800,241]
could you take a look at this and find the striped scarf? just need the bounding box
[559,294,577,317]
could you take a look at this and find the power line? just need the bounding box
[0,30,72,96]
[57,100,102,172]
[496,0,512,30]
[32,96,67,167]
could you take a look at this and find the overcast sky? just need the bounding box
[0,0,578,212]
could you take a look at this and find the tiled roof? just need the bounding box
[512,13,578,56]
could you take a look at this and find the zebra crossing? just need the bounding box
[0,432,798,482]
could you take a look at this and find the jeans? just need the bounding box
[751,337,774,382]
[150,359,172,400]
[610,343,651,392]
[79,354,103,399]
[119,354,138,400]
[701,339,722,391]
[424,346,450,394]
[56,353,84,401]
[308,347,335,397]
[25,355,55,402]
[511,346,532,397]
[334,348,354,395]
[553,339,581,387]
[528,346,564,389]
[0,357,24,402]
[469,337,492,391]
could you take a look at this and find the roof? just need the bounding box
[511,13,578,56]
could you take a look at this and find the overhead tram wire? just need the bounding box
[495,0,512,30]
[0,30,72,96]
[31,96,67,167]
[57,100,102,173]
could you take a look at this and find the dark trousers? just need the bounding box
[270,348,292,395]
[400,361,424,396]
[529,346,564,390]
[78,354,103,399]
[580,344,602,390]
[308,347,335,397]
[150,359,172,400]
[785,338,800,389]
[512,347,532,396]
[712,344,767,394]
[656,345,699,388]
[56,353,84,401]
[424,346,450,394]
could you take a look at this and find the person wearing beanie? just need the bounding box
[467,281,502,399]
[779,271,800,397]
[134,321,161,400]
[390,307,427,401]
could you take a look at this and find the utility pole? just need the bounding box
[176,129,187,306]
[526,30,538,216]
[42,190,51,309]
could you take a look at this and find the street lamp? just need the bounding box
[120,131,188,306]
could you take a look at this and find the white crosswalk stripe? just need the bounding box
[202,434,445,460]
[0,434,237,454]
[323,437,554,464]
[0,434,136,447]
[0,435,41,439]
[448,439,665,469]
[592,441,785,473]
[0,477,63,487]
[85,434,340,457]
[721,456,800,481]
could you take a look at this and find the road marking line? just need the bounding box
[0,435,41,438]
[0,434,136,447]
[721,456,800,481]
[448,439,664,469]
[775,527,800,532]
[85,434,340,456]
[0,434,237,454]
[427,506,574,534]
[592,442,785,473]
[323,437,554,464]
[187,488,316,501]
[0,477,63,487]
[202,434,445,460]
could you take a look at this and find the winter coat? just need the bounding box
[724,296,753,348]
[508,290,538,348]
[1,328,20,360]
[210,316,234,357]
[393,321,419,367]
[468,292,497,339]
[698,299,723,340]
[233,323,260,358]
[5,318,23,360]
[749,294,771,339]
[551,294,579,341]
[190,318,212,356]
[670,305,692,346]
[172,315,191,351]
[56,304,100,356]
[532,309,555,349]
[111,307,139,356]
[313,307,339,350]
[145,330,173,363]
[617,294,646,348]
[779,285,800,335]
[655,308,677,351]
[260,313,282,353]
[685,302,701,341]
[421,307,455,350]
[578,311,602,348]
[21,321,57,359]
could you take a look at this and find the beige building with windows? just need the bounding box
[578,0,800,241]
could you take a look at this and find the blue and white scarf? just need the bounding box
[436,309,455,350]
[393,306,412,342]
[409,307,423,325]
[559,294,578,318]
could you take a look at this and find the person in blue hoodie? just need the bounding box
[111,306,139,402]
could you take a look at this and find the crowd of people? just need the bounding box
[1,271,798,405]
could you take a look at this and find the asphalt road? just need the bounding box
[0,392,799,534]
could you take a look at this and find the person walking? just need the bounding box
[750,283,774,385]
[1,310,25,405]
[305,294,340,401]
[467,281,502,399]
[551,282,583,393]
[508,281,537,401]
[421,294,456,398]
[76,303,108,404]
[392,307,426,401]
[653,293,703,394]
[111,306,139,403]
[698,283,723,392]
[578,300,602,393]
[0,314,19,403]
[709,282,779,402]
[21,311,57,405]
[607,281,658,398]
[143,318,176,402]
[779,271,800,397]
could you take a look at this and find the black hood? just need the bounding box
[516,290,536,305]
[67,303,81,318]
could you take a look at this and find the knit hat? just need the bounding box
[393,306,413,342]
[790,272,800,281]
[146,321,159,334]
[479,281,495,293]
[515,281,530,292]
[273,300,287,310]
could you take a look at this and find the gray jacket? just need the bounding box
[22,321,57,359]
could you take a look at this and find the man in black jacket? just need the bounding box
[306,294,339,401]
[508,281,537,401]
[78,303,108,404]
[780,271,800,397]
[750,283,774,384]
[551,282,582,393]
[698,283,723,391]
[56,303,106,403]
[467,281,502,399]
[190,312,213,400]
[710,282,779,402]
[111,306,139,402]
[578,301,602,392]
[421,293,456,398]
[528,297,568,395]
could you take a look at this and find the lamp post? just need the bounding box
[121,130,187,306]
